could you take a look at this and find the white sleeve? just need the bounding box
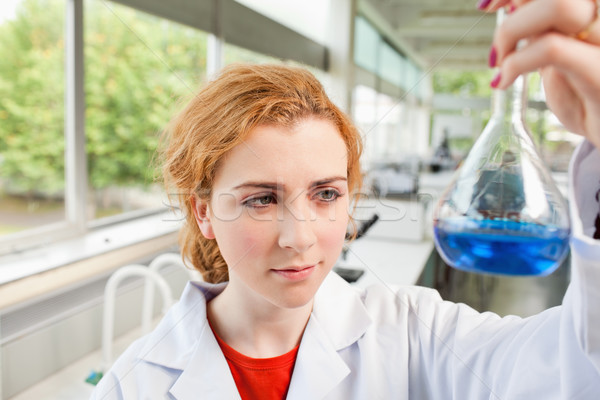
[560,140,600,395]
[407,141,600,399]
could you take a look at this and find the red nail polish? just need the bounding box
[488,46,497,68]
[477,0,492,10]
[490,73,501,88]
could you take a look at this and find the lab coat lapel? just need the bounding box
[138,281,239,399]
[286,316,350,400]
[169,323,241,400]
[312,272,372,350]
[286,272,372,399]
[138,281,225,369]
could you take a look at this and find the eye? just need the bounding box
[316,189,341,202]
[243,194,276,208]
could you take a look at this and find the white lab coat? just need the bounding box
[92,142,600,400]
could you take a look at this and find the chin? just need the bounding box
[271,277,326,310]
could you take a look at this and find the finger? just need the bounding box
[484,0,533,12]
[492,0,596,62]
[493,32,600,144]
[550,61,600,150]
[494,32,600,91]
[541,67,600,151]
[478,0,512,12]
[540,67,586,134]
[575,6,600,42]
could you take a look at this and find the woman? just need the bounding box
[92,0,600,398]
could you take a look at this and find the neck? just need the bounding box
[207,281,313,358]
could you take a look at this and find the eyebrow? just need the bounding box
[232,176,347,191]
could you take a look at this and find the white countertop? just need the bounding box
[339,237,433,288]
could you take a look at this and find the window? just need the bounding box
[354,16,379,73]
[352,85,378,167]
[84,0,208,222]
[354,15,426,101]
[0,0,330,263]
[379,41,403,88]
[375,92,403,159]
[0,0,66,239]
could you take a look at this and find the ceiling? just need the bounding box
[362,0,498,70]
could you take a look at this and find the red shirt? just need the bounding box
[210,323,299,400]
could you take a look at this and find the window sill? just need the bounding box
[0,212,181,311]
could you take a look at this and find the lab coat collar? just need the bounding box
[139,272,372,399]
[137,280,227,370]
[139,280,241,399]
[287,273,372,399]
[286,315,351,399]
[169,318,241,399]
[312,271,372,351]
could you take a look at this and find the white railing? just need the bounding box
[100,265,173,372]
[100,253,201,373]
[141,253,186,334]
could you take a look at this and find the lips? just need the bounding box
[276,265,314,272]
[271,264,317,281]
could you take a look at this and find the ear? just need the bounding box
[190,195,215,239]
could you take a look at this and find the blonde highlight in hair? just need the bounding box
[161,63,363,283]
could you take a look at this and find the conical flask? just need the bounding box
[433,73,570,276]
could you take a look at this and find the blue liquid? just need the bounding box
[434,218,570,276]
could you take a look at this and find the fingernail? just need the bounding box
[490,72,502,88]
[488,46,497,68]
[477,0,492,10]
[508,3,516,13]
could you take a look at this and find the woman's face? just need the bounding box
[195,117,350,310]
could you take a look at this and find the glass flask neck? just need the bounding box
[491,74,527,121]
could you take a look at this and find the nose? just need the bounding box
[278,203,317,253]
